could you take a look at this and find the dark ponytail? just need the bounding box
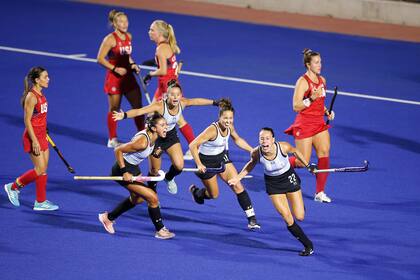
[145,112,165,131]
[21,66,46,107]
[218,98,234,117]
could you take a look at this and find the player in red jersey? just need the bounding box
[285,49,335,203]
[97,9,144,148]
[143,20,195,160]
[4,67,58,211]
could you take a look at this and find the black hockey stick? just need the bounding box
[46,133,75,174]
[326,86,338,125]
[312,160,369,173]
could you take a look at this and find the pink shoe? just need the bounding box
[155,227,175,240]
[98,212,115,234]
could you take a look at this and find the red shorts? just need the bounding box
[154,76,178,101]
[23,127,48,153]
[104,71,139,95]
[284,114,329,139]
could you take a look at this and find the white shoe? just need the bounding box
[98,212,115,234]
[165,178,178,194]
[183,150,193,160]
[314,191,332,203]
[155,227,175,240]
[107,138,121,148]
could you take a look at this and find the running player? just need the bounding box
[97,9,144,148]
[188,99,260,230]
[98,113,175,239]
[229,128,314,256]
[4,67,58,211]
[285,49,335,203]
[113,80,219,194]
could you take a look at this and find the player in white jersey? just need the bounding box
[229,127,315,256]
[98,113,175,240]
[188,99,260,230]
[113,80,218,194]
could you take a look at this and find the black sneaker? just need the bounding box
[299,247,314,256]
[189,185,204,204]
[247,216,261,230]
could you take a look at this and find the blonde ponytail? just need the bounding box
[167,24,180,54]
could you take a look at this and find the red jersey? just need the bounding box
[300,74,326,116]
[104,32,138,95]
[155,52,178,82]
[30,89,48,128]
[22,89,49,152]
[107,32,132,71]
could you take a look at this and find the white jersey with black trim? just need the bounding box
[199,122,230,156]
[259,142,290,176]
[123,130,155,165]
[163,101,182,131]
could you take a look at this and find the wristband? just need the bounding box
[130,62,137,66]
[120,166,128,173]
[112,65,117,73]
[123,112,128,119]
[302,98,312,107]
[212,100,219,106]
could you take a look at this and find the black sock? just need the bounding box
[147,172,158,193]
[197,188,211,200]
[165,165,182,181]
[287,221,313,249]
[236,190,256,220]
[108,197,135,221]
[148,206,164,231]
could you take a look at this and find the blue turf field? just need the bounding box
[1,1,420,279]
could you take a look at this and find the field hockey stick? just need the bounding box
[326,86,338,125]
[135,70,152,105]
[312,160,369,173]
[74,170,165,182]
[46,133,75,174]
[183,166,253,178]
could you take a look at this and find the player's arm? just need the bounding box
[279,141,310,168]
[181,97,215,107]
[97,35,116,71]
[114,135,148,181]
[113,101,162,121]
[292,77,311,112]
[189,125,217,173]
[230,124,253,153]
[229,148,259,186]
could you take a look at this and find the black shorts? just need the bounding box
[195,150,232,180]
[264,167,301,195]
[111,160,142,187]
[155,127,180,152]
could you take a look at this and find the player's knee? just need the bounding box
[295,212,305,222]
[149,167,160,176]
[282,213,294,225]
[147,195,159,208]
[35,166,47,175]
[173,162,184,171]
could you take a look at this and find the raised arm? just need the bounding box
[279,141,311,170]
[113,101,162,121]
[181,97,217,108]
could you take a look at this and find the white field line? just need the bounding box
[1,45,419,106]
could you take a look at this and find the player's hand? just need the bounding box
[310,86,325,101]
[197,164,206,174]
[131,63,140,74]
[307,163,317,174]
[228,176,241,186]
[326,110,335,121]
[143,73,152,85]
[112,110,125,121]
[114,67,127,76]
[32,140,41,156]
[123,172,133,182]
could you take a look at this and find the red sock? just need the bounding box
[316,157,330,193]
[289,156,297,168]
[13,169,38,190]
[35,174,47,203]
[179,123,195,144]
[134,115,145,131]
[107,112,117,139]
